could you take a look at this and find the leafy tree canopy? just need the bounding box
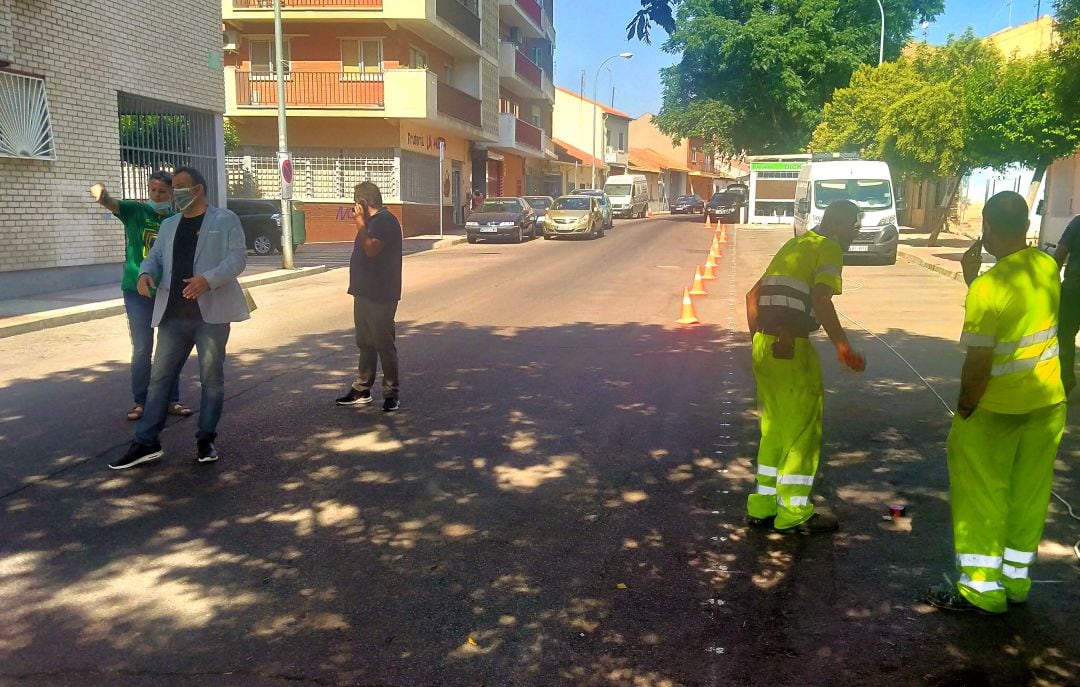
[649,0,942,155]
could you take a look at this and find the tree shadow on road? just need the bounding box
[0,320,1077,686]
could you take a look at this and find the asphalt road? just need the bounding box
[0,217,1078,686]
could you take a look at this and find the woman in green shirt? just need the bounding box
[91,172,192,420]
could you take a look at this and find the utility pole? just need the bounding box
[274,0,295,269]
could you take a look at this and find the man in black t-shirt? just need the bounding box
[1054,214,1080,394]
[336,182,404,412]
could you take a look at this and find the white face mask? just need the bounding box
[173,187,196,211]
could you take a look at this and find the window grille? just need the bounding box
[118,93,219,203]
[226,148,398,201]
[0,70,56,160]
[756,171,800,180]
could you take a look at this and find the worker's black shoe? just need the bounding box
[923,584,996,614]
[746,514,776,528]
[775,512,839,535]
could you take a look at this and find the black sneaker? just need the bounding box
[336,388,373,406]
[923,583,991,613]
[747,514,776,528]
[197,439,218,464]
[775,512,839,535]
[382,397,400,412]
[110,442,163,470]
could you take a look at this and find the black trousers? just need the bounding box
[352,296,400,397]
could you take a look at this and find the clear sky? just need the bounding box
[552,0,1053,121]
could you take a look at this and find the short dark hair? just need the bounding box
[173,166,208,191]
[983,191,1029,239]
[149,170,173,186]
[354,181,384,209]
[818,199,859,236]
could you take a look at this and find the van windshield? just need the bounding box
[605,184,632,196]
[814,179,893,210]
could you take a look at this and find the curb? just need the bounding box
[0,265,328,339]
[431,236,468,250]
[896,247,965,284]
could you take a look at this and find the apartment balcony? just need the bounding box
[224,0,483,55]
[604,150,629,167]
[498,0,551,41]
[498,112,549,159]
[498,41,552,102]
[436,80,483,129]
[226,67,483,134]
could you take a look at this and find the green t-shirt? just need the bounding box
[116,200,173,292]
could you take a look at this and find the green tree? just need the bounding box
[650,0,942,155]
[223,118,241,154]
[815,32,1080,243]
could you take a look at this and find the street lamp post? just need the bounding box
[273,0,295,269]
[875,0,885,65]
[591,52,633,189]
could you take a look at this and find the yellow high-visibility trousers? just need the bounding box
[747,332,823,529]
[946,403,1066,613]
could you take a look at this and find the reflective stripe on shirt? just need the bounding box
[994,326,1057,356]
[991,343,1060,377]
[759,295,807,312]
[762,275,811,294]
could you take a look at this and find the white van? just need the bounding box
[794,159,900,264]
[604,174,650,219]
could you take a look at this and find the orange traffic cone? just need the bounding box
[689,267,709,295]
[718,226,728,244]
[702,261,718,280]
[704,215,712,229]
[676,287,700,325]
[709,245,721,260]
[711,237,720,253]
[705,252,719,270]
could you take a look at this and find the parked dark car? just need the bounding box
[670,194,704,214]
[226,198,307,256]
[524,194,557,221]
[465,197,537,244]
[706,191,742,224]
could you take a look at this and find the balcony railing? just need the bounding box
[232,0,382,7]
[515,118,542,150]
[436,0,481,45]
[516,0,543,27]
[437,81,482,128]
[234,71,384,108]
[515,50,542,88]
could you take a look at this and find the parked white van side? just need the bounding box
[604,174,650,219]
[794,159,900,264]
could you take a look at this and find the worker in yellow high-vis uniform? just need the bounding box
[745,200,866,534]
[925,191,1066,614]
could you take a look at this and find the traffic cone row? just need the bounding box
[676,235,731,325]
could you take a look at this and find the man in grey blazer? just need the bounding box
[111,166,249,470]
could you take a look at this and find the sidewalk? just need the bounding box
[895,227,992,283]
[0,231,468,339]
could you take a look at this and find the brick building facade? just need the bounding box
[0,0,225,297]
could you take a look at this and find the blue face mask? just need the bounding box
[147,199,173,214]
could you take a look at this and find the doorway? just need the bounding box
[452,163,463,225]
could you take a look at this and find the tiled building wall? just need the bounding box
[0,0,224,277]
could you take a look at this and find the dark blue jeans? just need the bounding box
[124,290,180,406]
[135,316,231,445]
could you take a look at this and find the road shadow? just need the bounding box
[0,320,1076,686]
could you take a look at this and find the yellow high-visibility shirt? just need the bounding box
[961,247,1065,414]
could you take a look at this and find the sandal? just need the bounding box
[126,405,144,421]
[168,402,193,417]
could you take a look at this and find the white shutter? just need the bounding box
[0,71,56,160]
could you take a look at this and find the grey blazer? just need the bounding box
[139,205,250,326]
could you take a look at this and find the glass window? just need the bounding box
[341,39,383,74]
[409,47,428,70]
[605,184,632,196]
[554,197,591,210]
[813,179,893,210]
[478,200,523,213]
[524,197,552,209]
[250,39,290,74]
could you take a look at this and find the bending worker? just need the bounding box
[744,199,865,534]
[925,191,1066,613]
[1052,212,1080,396]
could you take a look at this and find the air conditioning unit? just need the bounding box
[223,30,240,53]
[508,27,522,46]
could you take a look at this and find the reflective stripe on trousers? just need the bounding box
[946,403,1065,613]
[747,332,823,530]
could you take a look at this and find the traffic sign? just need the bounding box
[278,151,293,200]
